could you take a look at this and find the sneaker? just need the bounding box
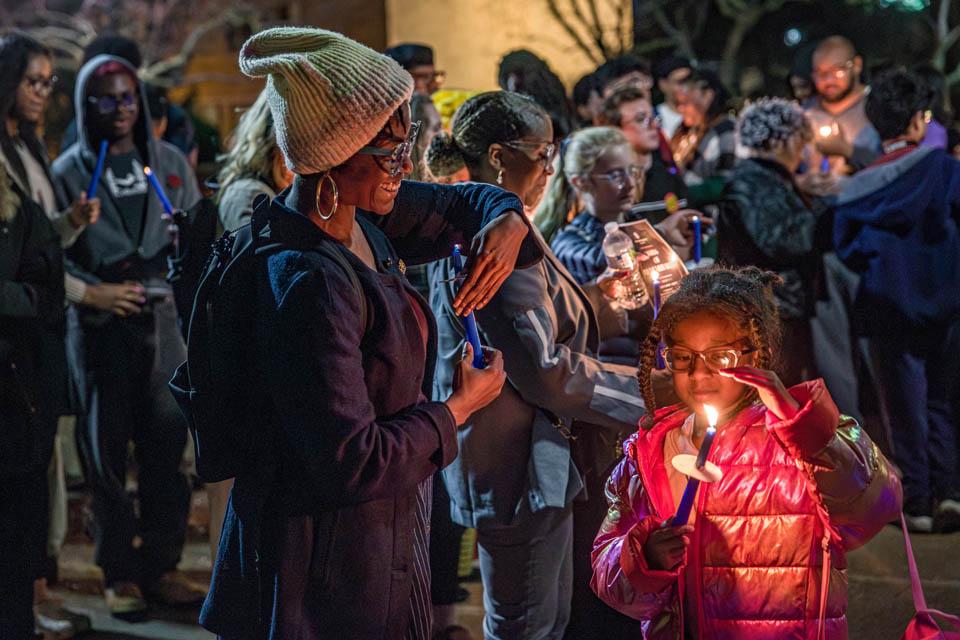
[104,581,147,616]
[935,499,960,534]
[904,513,934,533]
[144,571,206,606]
[35,601,91,638]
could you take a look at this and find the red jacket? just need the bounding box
[590,380,902,639]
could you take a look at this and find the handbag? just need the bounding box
[899,513,960,640]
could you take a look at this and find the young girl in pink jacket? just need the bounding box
[591,266,902,639]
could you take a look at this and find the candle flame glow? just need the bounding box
[818,125,833,137]
[143,166,153,176]
[651,269,659,283]
[704,404,719,428]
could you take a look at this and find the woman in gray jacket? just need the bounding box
[427,91,654,639]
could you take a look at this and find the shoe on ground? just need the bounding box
[104,581,147,616]
[36,601,91,637]
[935,499,960,534]
[144,571,206,606]
[904,512,934,533]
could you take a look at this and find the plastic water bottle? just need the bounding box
[601,222,647,310]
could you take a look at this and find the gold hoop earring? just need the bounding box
[496,169,504,185]
[315,171,339,221]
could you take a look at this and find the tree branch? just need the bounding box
[546,0,603,63]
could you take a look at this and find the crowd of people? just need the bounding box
[0,22,957,640]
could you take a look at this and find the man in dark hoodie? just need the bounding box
[51,54,203,615]
[834,69,960,534]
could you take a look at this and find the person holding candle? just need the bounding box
[719,98,834,386]
[591,265,902,639]
[198,28,541,640]
[834,69,960,533]
[427,97,675,639]
[51,53,203,615]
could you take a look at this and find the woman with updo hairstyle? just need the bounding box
[428,93,657,639]
[199,28,545,640]
[718,97,832,386]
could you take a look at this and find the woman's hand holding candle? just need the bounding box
[68,192,101,228]
[446,342,507,426]
[653,209,710,249]
[718,367,799,421]
[455,211,527,315]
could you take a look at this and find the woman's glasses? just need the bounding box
[627,114,661,129]
[590,166,642,190]
[23,75,57,98]
[358,120,421,177]
[87,92,138,115]
[502,140,556,170]
[661,347,756,373]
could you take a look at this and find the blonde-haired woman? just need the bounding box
[216,89,294,231]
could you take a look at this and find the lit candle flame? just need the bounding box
[704,404,719,429]
[651,269,659,283]
[818,125,833,137]
[143,166,153,177]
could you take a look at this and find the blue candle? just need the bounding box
[143,166,174,215]
[652,270,665,370]
[671,406,718,526]
[692,216,702,264]
[86,140,108,199]
[451,245,486,369]
[820,155,831,174]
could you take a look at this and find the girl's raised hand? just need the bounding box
[718,367,799,421]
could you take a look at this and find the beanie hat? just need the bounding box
[239,27,414,174]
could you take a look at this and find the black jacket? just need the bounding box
[0,185,66,477]
[719,158,832,319]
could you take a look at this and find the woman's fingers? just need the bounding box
[454,251,491,313]
[456,254,504,314]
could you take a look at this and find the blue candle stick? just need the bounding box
[820,155,831,174]
[652,271,665,370]
[693,216,702,264]
[86,140,108,199]
[451,245,486,369]
[143,166,174,215]
[671,406,719,526]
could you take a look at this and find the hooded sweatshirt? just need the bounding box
[51,55,200,289]
[834,145,960,334]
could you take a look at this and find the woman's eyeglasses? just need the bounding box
[87,92,138,115]
[661,347,756,373]
[358,120,422,177]
[590,166,642,190]
[502,140,556,170]
[23,75,57,98]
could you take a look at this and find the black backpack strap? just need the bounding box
[314,242,368,336]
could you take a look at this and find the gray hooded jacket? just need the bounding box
[51,55,200,286]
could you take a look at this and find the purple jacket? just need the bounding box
[200,181,539,639]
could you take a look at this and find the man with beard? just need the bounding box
[805,36,881,176]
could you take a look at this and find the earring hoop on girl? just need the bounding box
[496,169,504,185]
[315,171,339,221]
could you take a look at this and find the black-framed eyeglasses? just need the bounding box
[23,74,58,97]
[661,346,756,373]
[502,140,556,170]
[590,165,641,190]
[358,120,421,177]
[87,92,137,116]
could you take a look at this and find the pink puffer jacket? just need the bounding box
[590,380,902,639]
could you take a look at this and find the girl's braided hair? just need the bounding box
[637,265,784,429]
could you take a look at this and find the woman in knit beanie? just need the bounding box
[203,27,542,640]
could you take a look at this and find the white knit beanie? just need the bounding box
[239,27,414,174]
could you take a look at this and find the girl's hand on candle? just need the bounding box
[654,209,711,248]
[455,211,528,315]
[642,523,694,571]
[718,366,799,421]
[68,193,101,228]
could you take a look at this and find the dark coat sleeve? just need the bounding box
[264,252,458,506]
[372,180,542,267]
